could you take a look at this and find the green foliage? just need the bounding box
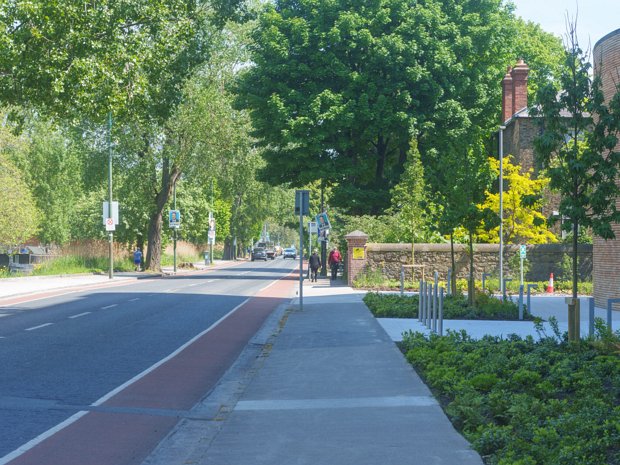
[533,27,620,298]
[32,255,134,275]
[0,152,40,246]
[401,330,620,464]
[363,291,529,321]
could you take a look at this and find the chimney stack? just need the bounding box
[501,66,513,123]
[501,59,530,123]
[511,59,529,117]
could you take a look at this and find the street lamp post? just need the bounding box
[108,112,114,280]
[499,125,506,298]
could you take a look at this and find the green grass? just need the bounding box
[160,252,203,266]
[31,255,135,275]
[364,291,533,320]
[401,324,620,465]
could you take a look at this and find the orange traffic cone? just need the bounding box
[546,273,554,293]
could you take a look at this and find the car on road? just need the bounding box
[251,247,268,261]
[282,248,296,259]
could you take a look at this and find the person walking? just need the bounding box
[133,248,143,272]
[328,246,341,280]
[309,251,321,282]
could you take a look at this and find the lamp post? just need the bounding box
[108,112,114,280]
[499,125,506,298]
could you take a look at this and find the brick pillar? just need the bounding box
[345,230,369,287]
[501,66,513,123]
[511,59,529,114]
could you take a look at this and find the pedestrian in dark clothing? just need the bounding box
[328,247,342,280]
[309,251,321,282]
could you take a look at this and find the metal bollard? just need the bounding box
[418,280,424,322]
[426,282,432,329]
[589,297,595,337]
[526,284,537,316]
[400,266,405,297]
[518,285,524,320]
[446,268,452,296]
[439,287,444,336]
[433,273,439,333]
[482,272,492,292]
[607,298,620,331]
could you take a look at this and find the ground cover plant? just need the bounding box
[401,321,620,465]
[364,291,532,320]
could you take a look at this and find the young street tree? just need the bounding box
[476,156,556,245]
[534,28,620,299]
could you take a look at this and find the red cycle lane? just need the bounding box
[2,273,297,465]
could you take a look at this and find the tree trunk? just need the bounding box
[145,156,181,271]
[468,231,475,306]
[450,233,457,295]
[572,217,578,299]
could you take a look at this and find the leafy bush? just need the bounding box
[363,291,531,320]
[401,328,620,465]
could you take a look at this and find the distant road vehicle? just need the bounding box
[282,248,297,259]
[251,248,268,261]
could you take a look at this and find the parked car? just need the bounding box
[282,247,297,259]
[251,247,268,261]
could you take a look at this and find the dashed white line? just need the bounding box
[128,298,140,302]
[69,312,91,319]
[101,304,118,310]
[25,323,53,331]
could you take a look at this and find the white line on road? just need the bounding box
[128,298,140,302]
[69,312,91,319]
[0,297,250,464]
[25,323,53,331]
[101,304,118,310]
[164,288,180,294]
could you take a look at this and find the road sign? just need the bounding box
[520,245,527,259]
[294,190,310,216]
[309,221,317,234]
[105,217,115,231]
[102,201,119,225]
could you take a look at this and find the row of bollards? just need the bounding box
[419,272,444,336]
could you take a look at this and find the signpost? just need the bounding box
[519,244,526,285]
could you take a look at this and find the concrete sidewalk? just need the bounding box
[143,279,484,465]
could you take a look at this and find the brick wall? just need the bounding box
[362,243,592,282]
[593,29,620,308]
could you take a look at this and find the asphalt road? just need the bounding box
[0,258,297,464]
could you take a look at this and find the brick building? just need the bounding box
[593,28,620,308]
[499,60,562,232]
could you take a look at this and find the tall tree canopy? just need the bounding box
[236,0,563,215]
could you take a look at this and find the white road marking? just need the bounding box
[0,297,250,463]
[128,298,140,302]
[69,312,91,319]
[0,314,9,318]
[25,323,53,331]
[164,288,180,294]
[101,304,118,310]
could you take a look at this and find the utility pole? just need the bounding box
[173,181,177,273]
[210,178,214,265]
[499,126,506,298]
[108,112,114,280]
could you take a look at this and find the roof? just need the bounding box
[504,106,587,126]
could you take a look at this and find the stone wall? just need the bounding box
[363,243,592,282]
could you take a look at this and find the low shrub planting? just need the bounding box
[364,291,531,320]
[401,322,620,465]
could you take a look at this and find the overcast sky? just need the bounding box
[510,0,619,51]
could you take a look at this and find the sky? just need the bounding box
[510,0,619,51]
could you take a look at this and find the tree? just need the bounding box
[0,153,40,247]
[476,156,557,244]
[534,26,620,300]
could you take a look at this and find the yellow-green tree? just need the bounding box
[0,154,40,247]
[477,156,556,244]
